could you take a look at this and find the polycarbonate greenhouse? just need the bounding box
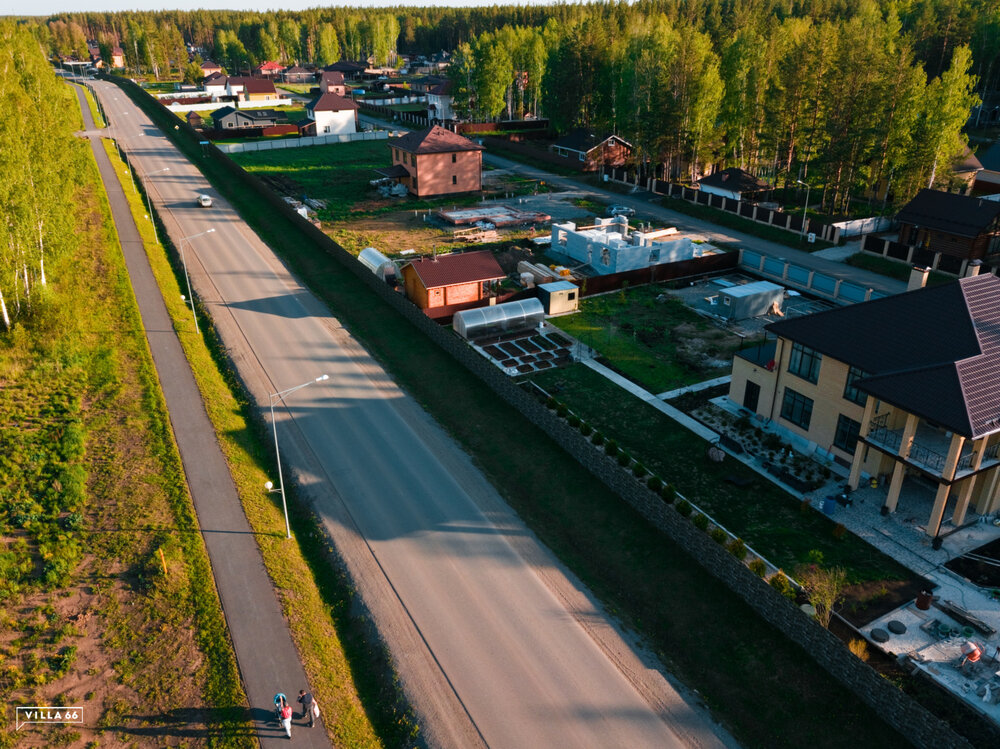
[453,298,544,340]
[358,246,397,282]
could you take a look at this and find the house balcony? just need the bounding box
[865,412,1000,480]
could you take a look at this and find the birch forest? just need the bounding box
[0,21,85,331]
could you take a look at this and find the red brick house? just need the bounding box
[317,71,347,96]
[401,251,505,319]
[377,126,483,197]
[549,130,632,172]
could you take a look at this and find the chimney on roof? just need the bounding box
[908,265,931,291]
[966,259,983,278]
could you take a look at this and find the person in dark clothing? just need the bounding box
[298,689,315,727]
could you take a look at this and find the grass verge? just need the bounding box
[100,137,401,747]
[112,77,923,748]
[845,252,952,286]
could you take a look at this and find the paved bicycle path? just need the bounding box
[72,82,331,749]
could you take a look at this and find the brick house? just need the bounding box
[728,272,1000,540]
[400,251,506,319]
[549,130,632,172]
[317,71,346,96]
[377,125,483,197]
[896,188,1000,265]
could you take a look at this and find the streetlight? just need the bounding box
[178,228,215,333]
[267,375,330,539]
[796,179,811,239]
[143,167,169,244]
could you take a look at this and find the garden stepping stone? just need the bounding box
[871,628,890,643]
[887,620,907,635]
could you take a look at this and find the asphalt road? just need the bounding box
[72,80,330,748]
[89,81,737,749]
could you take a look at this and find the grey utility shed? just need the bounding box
[719,280,784,320]
[537,280,580,315]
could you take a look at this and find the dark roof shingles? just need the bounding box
[895,188,1000,238]
[768,274,1000,438]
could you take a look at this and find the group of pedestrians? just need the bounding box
[273,689,320,739]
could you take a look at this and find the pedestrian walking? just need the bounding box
[280,701,293,739]
[298,689,316,727]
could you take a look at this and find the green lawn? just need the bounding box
[531,364,920,588]
[550,286,742,393]
[276,83,314,95]
[845,252,952,286]
[234,139,478,222]
[115,78,922,748]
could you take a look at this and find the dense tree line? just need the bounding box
[451,2,979,212]
[0,22,86,329]
[31,1,1000,211]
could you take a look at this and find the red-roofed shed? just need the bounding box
[401,251,505,318]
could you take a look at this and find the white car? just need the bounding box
[197,194,213,208]
[608,204,635,218]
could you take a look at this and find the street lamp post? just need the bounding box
[267,375,330,539]
[796,179,811,239]
[143,167,169,244]
[178,228,215,333]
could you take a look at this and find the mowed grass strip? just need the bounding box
[100,137,400,748]
[0,91,249,746]
[118,80,912,748]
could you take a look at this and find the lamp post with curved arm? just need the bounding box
[266,375,330,539]
[178,228,215,333]
[796,179,811,239]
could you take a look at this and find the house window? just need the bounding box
[567,291,576,301]
[226,121,234,128]
[600,248,611,266]
[843,366,868,405]
[780,388,813,430]
[578,152,585,161]
[834,414,861,454]
[788,342,822,384]
[451,153,457,163]
[452,175,457,185]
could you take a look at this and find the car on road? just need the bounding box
[197,194,213,208]
[608,204,635,218]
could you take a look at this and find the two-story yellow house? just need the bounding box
[729,273,1000,541]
